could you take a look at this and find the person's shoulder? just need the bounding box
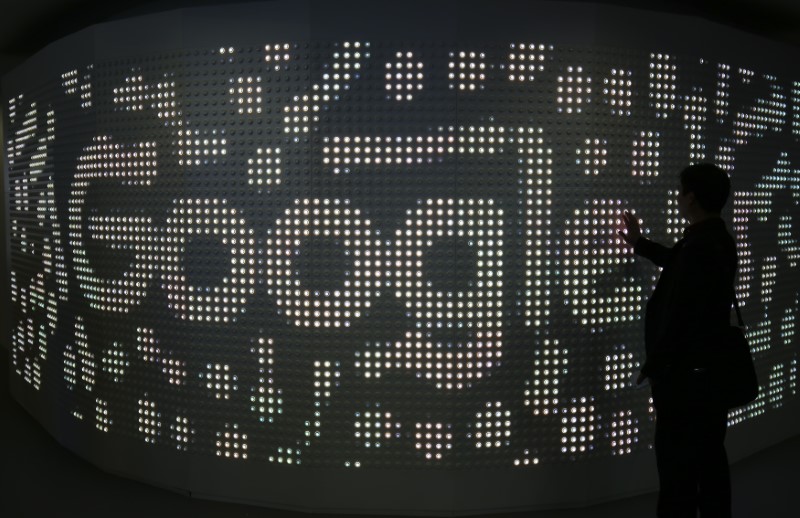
[692,229,736,268]
[711,219,736,248]
[684,221,734,253]
[690,219,733,240]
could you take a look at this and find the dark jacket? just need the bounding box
[634,217,737,380]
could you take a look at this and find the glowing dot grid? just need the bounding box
[2,1,799,513]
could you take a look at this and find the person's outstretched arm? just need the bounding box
[618,210,674,267]
[634,237,674,268]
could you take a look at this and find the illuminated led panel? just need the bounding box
[2,1,799,514]
[69,137,158,313]
[7,96,67,391]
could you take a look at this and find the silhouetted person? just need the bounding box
[618,163,736,517]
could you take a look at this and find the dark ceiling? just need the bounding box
[1,0,799,69]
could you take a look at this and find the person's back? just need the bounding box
[638,216,737,381]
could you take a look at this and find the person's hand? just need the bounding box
[618,210,642,246]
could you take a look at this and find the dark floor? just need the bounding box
[2,350,798,518]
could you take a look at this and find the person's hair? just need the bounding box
[680,163,730,214]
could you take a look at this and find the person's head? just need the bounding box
[678,163,730,220]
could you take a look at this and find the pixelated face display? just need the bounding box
[3,2,799,508]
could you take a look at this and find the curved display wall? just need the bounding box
[3,0,800,514]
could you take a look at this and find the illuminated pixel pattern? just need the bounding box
[7,96,67,391]
[603,68,633,117]
[449,51,488,91]
[2,4,799,512]
[354,407,400,448]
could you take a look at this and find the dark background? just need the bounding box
[1,0,800,68]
